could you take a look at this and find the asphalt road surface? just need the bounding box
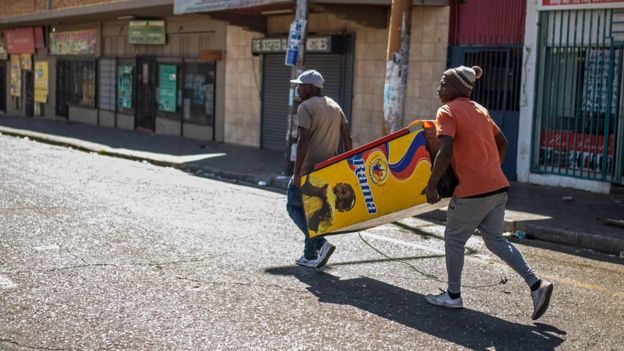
[1,135,623,350]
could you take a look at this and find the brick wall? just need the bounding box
[404,6,449,126]
[224,25,263,147]
[0,0,122,17]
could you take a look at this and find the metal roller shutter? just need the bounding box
[261,54,291,151]
[261,34,354,151]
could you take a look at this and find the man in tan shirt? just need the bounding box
[286,69,352,268]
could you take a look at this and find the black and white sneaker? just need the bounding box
[314,242,335,268]
[531,280,553,320]
[295,255,318,268]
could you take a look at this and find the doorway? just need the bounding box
[23,70,34,117]
[55,60,69,118]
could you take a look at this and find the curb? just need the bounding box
[2,126,623,256]
[0,125,290,193]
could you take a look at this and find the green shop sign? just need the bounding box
[129,20,166,45]
[159,64,177,112]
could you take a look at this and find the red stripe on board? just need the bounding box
[313,128,410,171]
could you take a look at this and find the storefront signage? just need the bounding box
[538,0,624,10]
[49,29,97,55]
[252,36,333,54]
[4,28,35,54]
[117,64,134,109]
[34,61,48,103]
[129,21,166,45]
[159,64,177,112]
[10,55,20,97]
[174,0,286,14]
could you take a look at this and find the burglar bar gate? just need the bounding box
[450,46,523,180]
[532,9,624,184]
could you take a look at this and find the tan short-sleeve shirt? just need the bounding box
[296,96,348,174]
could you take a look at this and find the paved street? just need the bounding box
[1,135,623,350]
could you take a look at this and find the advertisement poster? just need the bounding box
[34,61,48,103]
[10,55,21,97]
[285,19,306,66]
[0,37,7,60]
[20,54,31,70]
[49,30,97,55]
[117,64,134,109]
[302,121,448,238]
[158,64,177,112]
[582,48,620,113]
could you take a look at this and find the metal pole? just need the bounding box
[284,0,309,175]
[383,0,412,134]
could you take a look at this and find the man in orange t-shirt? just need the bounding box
[423,65,553,320]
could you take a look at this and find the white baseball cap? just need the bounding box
[290,69,324,88]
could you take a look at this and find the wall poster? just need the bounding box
[10,55,21,97]
[158,64,177,112]
[34,61,48,103]
[117,64,134,109]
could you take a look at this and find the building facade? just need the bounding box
[0,0,227,141]
[520,0,624,193]
[0,0,449,151]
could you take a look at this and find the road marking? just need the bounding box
[0,275,16,289]
[35,244,60,251]
[543,274,624,299]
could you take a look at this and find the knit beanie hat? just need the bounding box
[443,65,483,97]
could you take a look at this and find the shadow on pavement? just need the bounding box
[266,267,566,350]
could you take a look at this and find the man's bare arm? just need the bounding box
[340,123,353,152]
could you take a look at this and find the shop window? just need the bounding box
[117,61,135,113]
[182,62,215,126]
[66,60,96,108]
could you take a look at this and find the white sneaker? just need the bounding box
[426,291,463,309]
[314,242,335,268]
[531,280,553,320]
[295,255,318,268]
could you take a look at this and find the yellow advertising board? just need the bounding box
[301,120,450,238]
[34,61,48,103]
[20,54,32,71]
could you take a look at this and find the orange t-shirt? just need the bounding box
[436,97,509,198]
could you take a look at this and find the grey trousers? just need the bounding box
[444,192,539,293]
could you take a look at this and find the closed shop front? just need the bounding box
[448,0,525,180]
[52,28,98,123]
[531,1,624,186]
[101,16,225,141]
[257,34,354,151]
[5,27,37,117]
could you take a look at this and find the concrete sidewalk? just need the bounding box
[1,114,623,256]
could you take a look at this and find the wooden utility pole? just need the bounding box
[284,0,309,175]
[383,0,412,134]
